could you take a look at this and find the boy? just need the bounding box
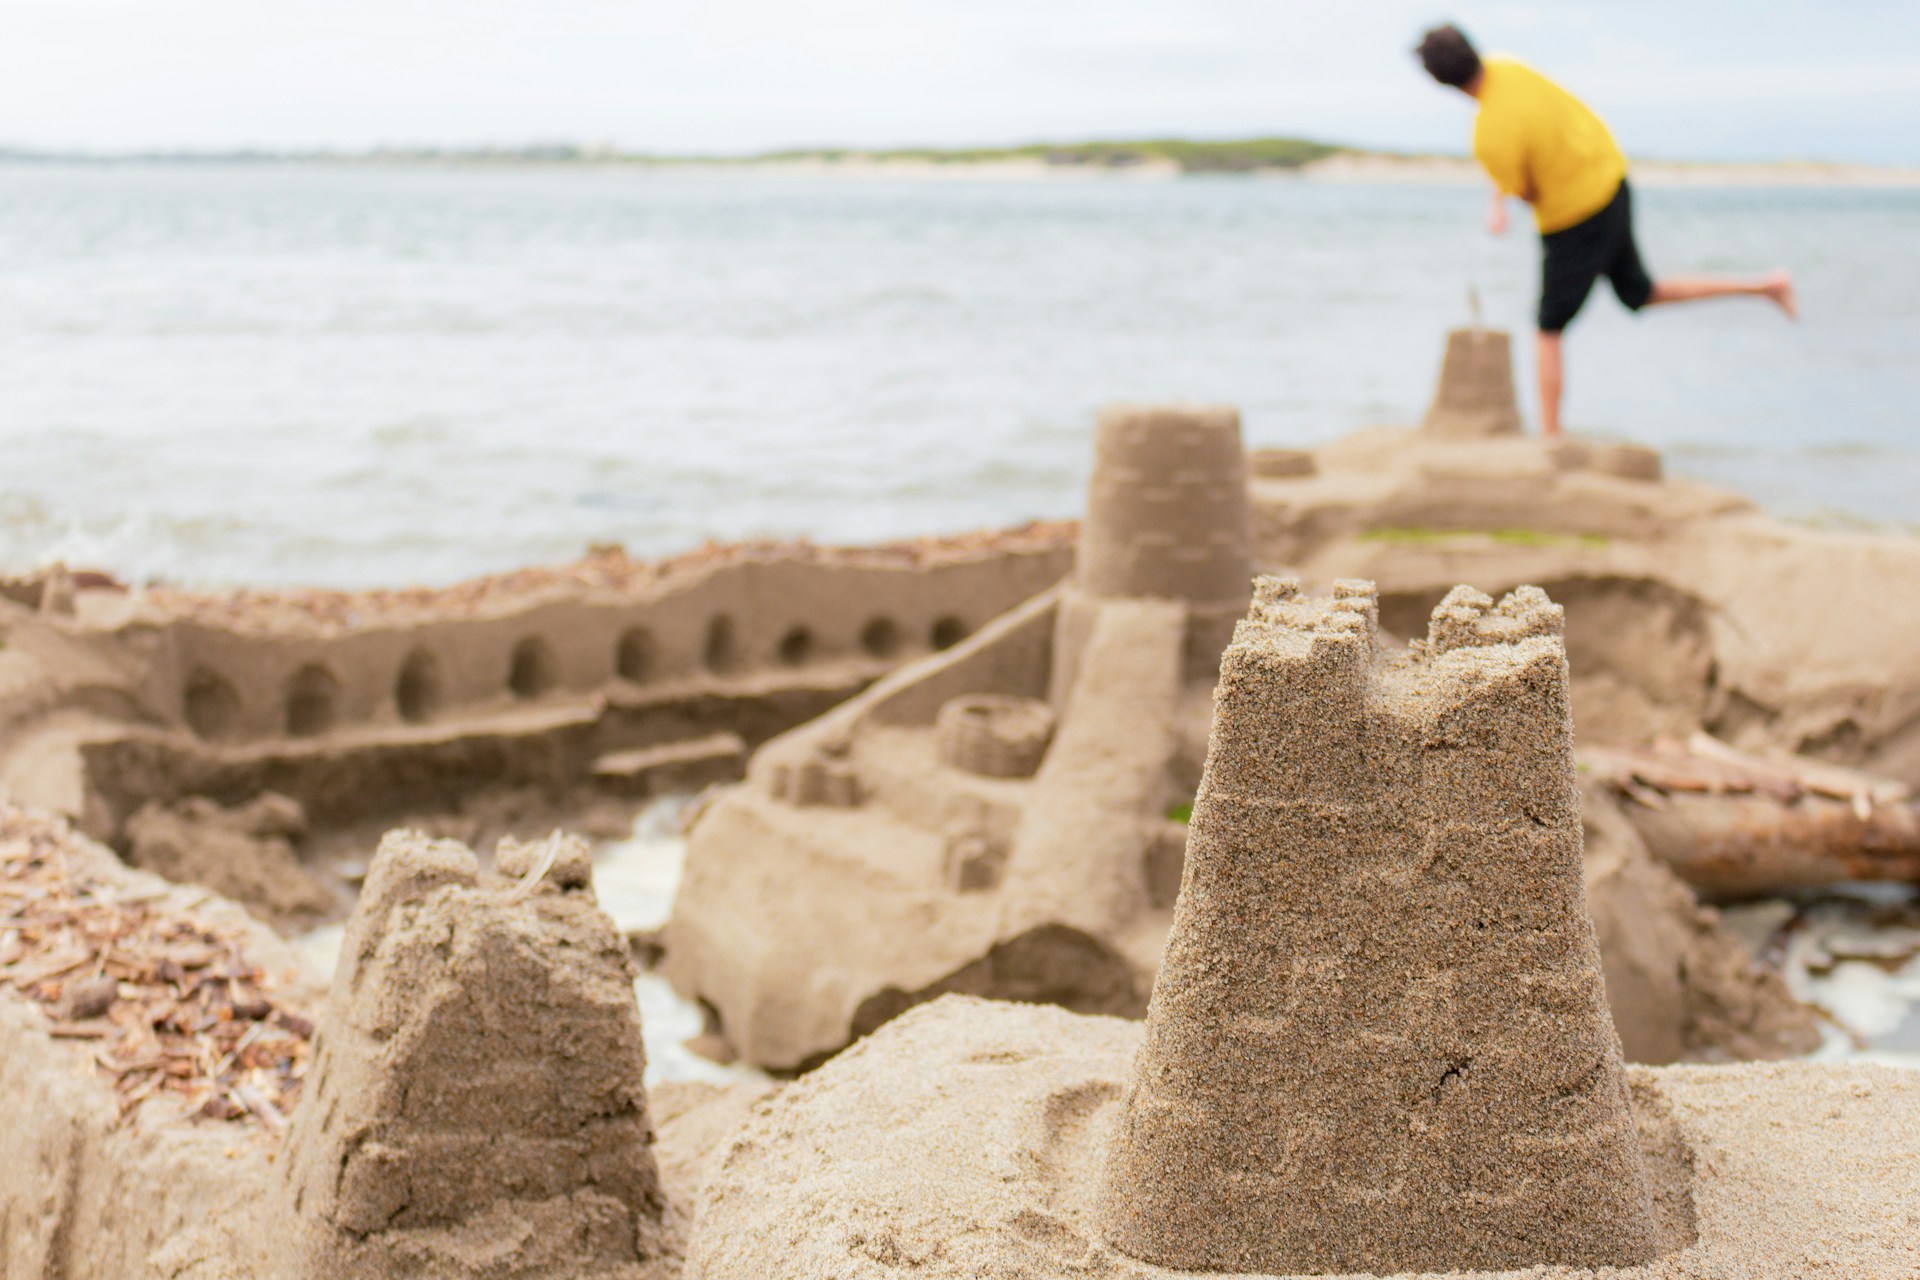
[1415,24,1795,438]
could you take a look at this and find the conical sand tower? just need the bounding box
[279,831,668,1277]
[1099,578,1658,1275]
[1422,327,1523,438]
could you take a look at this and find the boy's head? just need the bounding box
[1415,24,1481,91]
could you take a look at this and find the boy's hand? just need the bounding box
[1485,195,1509,236]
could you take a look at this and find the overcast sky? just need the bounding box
[6,1,1918,163]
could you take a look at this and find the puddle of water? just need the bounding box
[1762,884,1920,1070]
[292,794,765,1088]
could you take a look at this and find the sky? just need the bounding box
[5,1,1919,164]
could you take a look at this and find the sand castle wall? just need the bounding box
[666,405,1822,1074]
[1101,580,1657,1274]
[0,537,1072,867]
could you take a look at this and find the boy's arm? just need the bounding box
[1486,185,1509,235]
[1473,124,1530,235]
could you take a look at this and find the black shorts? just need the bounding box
[1538,180,1654,333]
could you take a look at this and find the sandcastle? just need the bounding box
[666,405,1253,1069]
[666,407,1816,1071]
[1100,580,1654,1273]
[681,583,1920,1280]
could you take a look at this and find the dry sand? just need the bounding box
[685,995,1920,1280]
[123,792,338,929]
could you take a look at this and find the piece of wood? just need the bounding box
[1580,739,1920,897]
[1615,789,1920,898]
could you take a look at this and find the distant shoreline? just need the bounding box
[5,140,1917,188]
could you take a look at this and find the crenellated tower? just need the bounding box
[1099,577,1657,1275]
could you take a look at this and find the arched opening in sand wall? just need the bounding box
[395,649,441,724]
[184,669,242,742]
[704,615,739,674]
[616,627,656,683]
[508,637,558,700]
[930,615,968,650]
[777,626,814,667]
[860,616,902,659]
[284,665,342,738]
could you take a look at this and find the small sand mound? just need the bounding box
[278,829,670,1278]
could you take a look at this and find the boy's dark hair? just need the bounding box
[1416,24,1481,89]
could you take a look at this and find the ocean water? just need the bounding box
[2,162,1916,589]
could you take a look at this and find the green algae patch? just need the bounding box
[1359,527,1609,550]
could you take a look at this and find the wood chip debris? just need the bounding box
[0,813,313,1128]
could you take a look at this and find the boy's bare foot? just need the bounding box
[1764,270,1797,319]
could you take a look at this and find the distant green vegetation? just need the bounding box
[762,136,1346,173]
[1,136,1361,174]
[1358,527,1609,550]
[1168,801,1194,824]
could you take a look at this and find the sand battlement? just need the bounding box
[1424,581,1565,653]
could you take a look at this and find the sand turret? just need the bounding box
[1422,327,1523,438]
[279,830,668,1278]
[1099,578,1658,1274]
[1057,404,1252,694]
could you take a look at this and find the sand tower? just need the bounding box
[1422,327,1523,438]
[1099,578,1658,1275]
[1054,403,1252,698]
[280,831,668,1278]
[997,404,1252,942]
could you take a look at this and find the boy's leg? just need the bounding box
[1537,218,1604,442]
[1608,183,1795,318]
[1537,331,1565,439]
[1648,273,1796,317]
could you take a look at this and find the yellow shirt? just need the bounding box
[1473,57,1627,234]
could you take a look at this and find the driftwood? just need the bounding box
[1579,735,1920,898]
